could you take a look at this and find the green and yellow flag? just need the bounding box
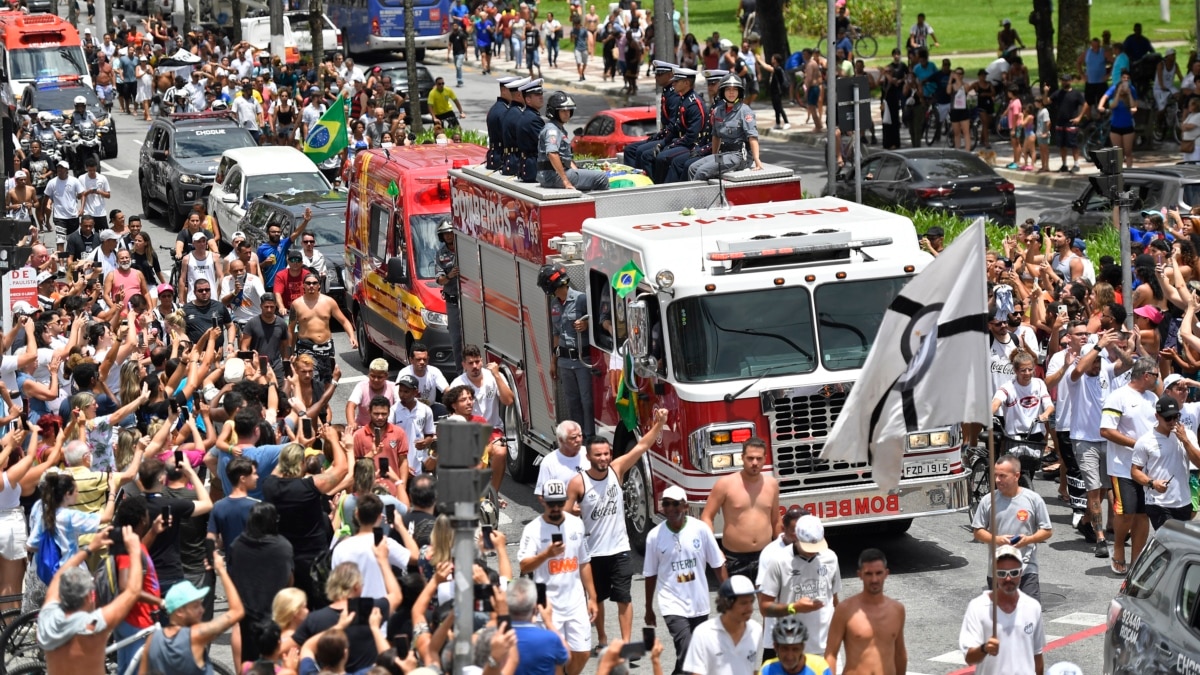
[302,93,349,163]
[611,260,643,299]
[615,349,639,433]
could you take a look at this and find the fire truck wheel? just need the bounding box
[355,313,382,365]
[502,401,535,483]
[878,518,913,536]
[623,456,653,554]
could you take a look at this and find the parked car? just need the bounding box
[572,106,658,158]
[1103,519,1200,674]
[373,61,436,116]
[207,146,332,235]
[20,80,117,159]
[829,148,1017,225]
[236,190,348,310]
[140,111,257,228]
[1038,165,1200,235]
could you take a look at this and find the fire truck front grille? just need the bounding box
[767,387,872,490]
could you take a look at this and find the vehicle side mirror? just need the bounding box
[385,255,410,286]
[220,192,238,204]
[627,299,649,359]
[573,128,583,137]
[152,149,168,161]
[1071,198,1084,212]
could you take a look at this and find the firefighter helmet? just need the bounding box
[537,263,570,294]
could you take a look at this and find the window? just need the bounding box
[223,168,243,196]
[584,117,607,136]
[1182,563,1200,633]
[815,277,911,370]
[860,157,883,181]
[246,204,270,232]
[876,158,905,182]
[369,203,389,261]
[589,270,627,352]
[156,128,172,152]
[1125,540,1171,600]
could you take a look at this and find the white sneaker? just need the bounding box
[783,123,792,130]
[772,124,783,130]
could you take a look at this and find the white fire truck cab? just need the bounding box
[450,165,970,551]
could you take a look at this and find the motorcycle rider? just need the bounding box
[66,96,104,174]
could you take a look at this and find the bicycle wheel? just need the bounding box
[854,35,878,59]
[3,660,46,675]
[923,108,939,146]
[213,661,236,675]
[1,610,41,669]
[970,114,982,146]
[815,37,827,55]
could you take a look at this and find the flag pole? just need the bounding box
[988,424,998,638]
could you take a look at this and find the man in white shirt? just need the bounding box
[1131,395,1200,530]
[644,485,726,675]
[517,479,597,675]
[1099,357,1159,574]
[389,374,436,475]
[758,514,841,659]
[534,420,589,501]
[448,344,514,429]
[44,161,83,249]
[218,258,266,326]
[682,575,762,675]
[1071,338,1119,557]
[79,159,111,230]
[959,545,1044,675]
[232,82,263,145]
[329,494,418,600]
[395,342,449,407]
[185,70,208,112]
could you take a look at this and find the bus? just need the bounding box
[326,0,450,59]
[0,12,91,105]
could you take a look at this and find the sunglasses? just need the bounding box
[545,501,566,508]
[994,568,1021,579]
[661,499,683,507]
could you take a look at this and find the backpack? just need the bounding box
[35,532,64,584]
[94,555,120,607]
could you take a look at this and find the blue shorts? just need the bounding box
[806,84,821,106]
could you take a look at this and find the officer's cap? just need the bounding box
[497,75,521,87]
[505,76,531,91]
[704,69,729,84]
[519,78,544,95]
[671,68,698,81]
[652,60,675,75]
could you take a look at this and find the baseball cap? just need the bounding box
[542,479,568,503]
[192,231,208,241]
[924,226,945,238]
[57,160,70,169]
[13,169,26,179]
[1166,48,1177,57]
[231,230,246,242]
[369,358,389,372]
[717,575,757,599]
[1134,305,1164,324]
[164,580,210,614]
[994,544,1023,564]
[11,301,37,316]
[662,485,687,502]
[156,283,175,295]
[1157,394,1181,418]
[37,271,54,285]
[795,514,829,554]
[287,251,303,262]
[1001,18,1011,25]
[1165,373,1185,389]
[224,359,245,384]
[396,374,420,390]
[1072,238,1086,252]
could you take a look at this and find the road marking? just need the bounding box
[1051,612,1107,627]
[933,635,1066,666]
[943,624,1105,674]
[101,161,131,179]
[339,375,367,384]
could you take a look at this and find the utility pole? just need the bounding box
[269,0,285,63]
[310,0,325,67]
[404,0,421,133]
[436,421,495,675]
[824,0,837,196]
[654,0,673,74]
[231,0,242,42]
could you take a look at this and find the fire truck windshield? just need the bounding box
[669,287,818,383]
[409,213,445,279]
[815,276,911,371]
[9,46,86,83]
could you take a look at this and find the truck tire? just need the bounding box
[502,400,535,483]
[166,189,181,232]
[139,173,157,218]
[623,455,653,554]
[355,313,381,365]
[879,518,913,536]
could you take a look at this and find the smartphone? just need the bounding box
[536,582,547,607]
[1057,304,1068,320]
[551,533,563,545]
[373,426,383,445]
[355,597,374,625]
[373,526,384,546]
[497,615,511,633]
[203,538,215,567]
[173,449,184,468]
[312,438,324,452]
[474,583,494,612]
[56,251,68,260]
[259,355,269,373]
[108,529,126,556]
[385,504,396,526]
[378,456,389,477]
[283,360,293,377]
[619,642,647,661]
[301,417,313,438]
[163,504,173,526]
[1009,534,1022,545]
[482,525,494,549]
[390,635,410,659]
[236,350,253,360]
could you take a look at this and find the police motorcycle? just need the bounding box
[23,110,66,165]
[63,97,104,175]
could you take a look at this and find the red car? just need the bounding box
[571,106,659,159]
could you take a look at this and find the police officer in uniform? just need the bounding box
[435,220,463,367]
[486,76,519,170]
[539,263,594,437]
[652,68,707,184]
[537,92,610,192]
[501,76,530,176]
[624,61,681,172]
[665,69,727,183]
[515,79,546,183]
[689,74,764,181]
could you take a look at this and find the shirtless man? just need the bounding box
[824,548,907,675]
[6,170,37,223]
[700,437,780,580]
[289,269,357,386]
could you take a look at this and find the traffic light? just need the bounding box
[1088,147,1123,201]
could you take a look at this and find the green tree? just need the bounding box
[757,0,791,67]
[1057,0,1090,78]
[1030,0,1057,89]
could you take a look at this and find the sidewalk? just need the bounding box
[426,49,1185,190]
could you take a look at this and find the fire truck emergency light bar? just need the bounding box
[708,232,894,262]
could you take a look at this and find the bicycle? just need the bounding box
[1079,113,1113,158]
[158,245,182,289]
[1152,95,1182,145]
[815,24,879,59]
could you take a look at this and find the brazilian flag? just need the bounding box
[303,93,349,163]
[615,349,639,433]
[611,260,643,299]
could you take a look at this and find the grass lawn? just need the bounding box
[535,0,745,55]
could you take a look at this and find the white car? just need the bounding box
[286,11,345,58]
[208,147,332,233]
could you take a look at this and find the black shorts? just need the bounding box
[1112,476,1146,515]
[590,551,633,603]
[119,82,136,99]
[950,108,970,123]
[721,545,762,581]
[1055,126,1079,149]
[1146,503,1194,530]
[1111,125,1136,136]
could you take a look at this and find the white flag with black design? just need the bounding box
[820,218,991,491]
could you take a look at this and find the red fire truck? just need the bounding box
[449,165,971,551]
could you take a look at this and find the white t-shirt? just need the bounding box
[80,173,109,218]
[535,448,590,497]
[219,272,265,324]
[1131,428,1196,508]
[993,378,1052,436]
[758,548,841,652]
[1044,350,1075,432]
[756,534,793,648]
[389,399,435,473]
[397,364,449,404]
[1100,386,1158,479]
[449,369,502,428]
[989,335,1018,394]
[683,616,762,675]
[958,591,1044,675]
[45,175,83,220]
[330,532,412,600]
[1178,400,1200,436]
[643,516,724,619]
[1069,361,1114,443]
[517,514,590,613]
[232,95,261,130]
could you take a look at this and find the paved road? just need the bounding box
[82,54,1112,675]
